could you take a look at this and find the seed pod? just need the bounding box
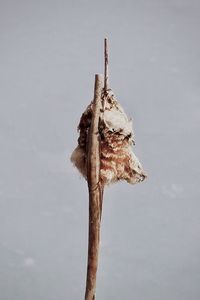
[71,89,147,186]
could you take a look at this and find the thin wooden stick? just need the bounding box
[85,74,104,300]
[104,38,109,91]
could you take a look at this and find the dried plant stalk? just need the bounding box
[84,74,103,300]
[104,38,109,91]
[70,39,147,300]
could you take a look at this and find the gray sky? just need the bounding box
[0,0,200,299]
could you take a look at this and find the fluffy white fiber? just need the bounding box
[71,89,146,186]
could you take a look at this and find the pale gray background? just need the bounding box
[0,0,200,299]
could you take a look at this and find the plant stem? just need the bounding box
[85,74,103,300]
[104,38,109,91]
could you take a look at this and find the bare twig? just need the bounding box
[85,74,104,300]
[104,38,109,92]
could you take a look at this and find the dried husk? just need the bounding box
[71,89,147,185]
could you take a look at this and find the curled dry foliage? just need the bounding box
[71,89,147,186]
